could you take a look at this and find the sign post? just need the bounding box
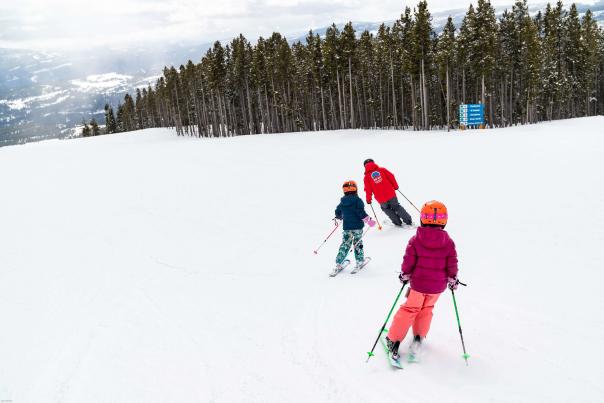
[459,104,485,130]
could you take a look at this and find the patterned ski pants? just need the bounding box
[335,229,364,264]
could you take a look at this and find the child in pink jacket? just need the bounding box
[385,200,459,361]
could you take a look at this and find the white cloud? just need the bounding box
[0,0,542,51]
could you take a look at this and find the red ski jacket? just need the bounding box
[363,162,398,204]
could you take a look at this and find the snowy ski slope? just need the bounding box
[1,118,603,402]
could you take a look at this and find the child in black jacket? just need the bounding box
[331,180,375,276]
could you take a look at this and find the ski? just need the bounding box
[329,259,350,277]
[350,257,371,274]
[382,219,417,229]
[379,329,403,369]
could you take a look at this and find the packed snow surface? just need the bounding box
[1,118,603,402]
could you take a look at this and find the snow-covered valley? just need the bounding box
[0,118,603,402]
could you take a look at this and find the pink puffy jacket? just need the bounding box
[401,226,458,294]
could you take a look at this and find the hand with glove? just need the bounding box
[362,216,376,227]
[399,272,411,284]
[448,277,459,290]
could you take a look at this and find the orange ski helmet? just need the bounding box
[420,200,448,226]
[342,180,358,193]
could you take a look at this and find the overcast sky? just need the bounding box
[0,0,586,51]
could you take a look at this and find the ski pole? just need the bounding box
[451,288,470,366]
[369,204,383,230]
[396,189,421,213]
[366,282,407,362]
[313,219,339,255]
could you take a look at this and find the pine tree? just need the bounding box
[456,5,476,106]
[473,0,498,125]
[116,102,125,132]
[411,0,434,129]
[103,1,604,136]
[81,119,91,137]
[90,118,100,136]
[565,3,583,117]
[104,103,117,134]
[436,16,456,130]
[521,14,542,123]
[340,22,357,128]
[580,10,600,116]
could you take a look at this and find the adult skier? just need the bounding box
[385,200,459,361]
[363,159,412,226]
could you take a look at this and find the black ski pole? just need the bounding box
[366,282,407,362]
[451,287,470,366]
[396,189,421,213]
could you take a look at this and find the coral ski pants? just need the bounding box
[387,289,441,342]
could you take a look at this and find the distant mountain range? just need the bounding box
[0,44,212,146]
[1,1,603,146]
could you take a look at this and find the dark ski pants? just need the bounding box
[380,196,412,226]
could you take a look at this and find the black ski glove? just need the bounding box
[399,272,410,284]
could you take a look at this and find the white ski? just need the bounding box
[407,339,422,363]
[379,330,403,369]
[329,259,350,277]
[350,257,371,274]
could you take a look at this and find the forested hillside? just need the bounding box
[105,0,604,136]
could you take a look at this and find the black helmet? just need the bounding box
[363,158,374,166]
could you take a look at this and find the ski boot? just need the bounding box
[407,335,423,362]
[385,336,401,361]
[329,260,350,277]
[351,257,371,274]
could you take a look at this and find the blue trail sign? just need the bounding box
[459,104,485,127]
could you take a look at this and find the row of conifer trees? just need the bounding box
[104,0,604,136]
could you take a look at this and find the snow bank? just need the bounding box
[0,90,67,111]
[71,73,133,93]
[0,118,603,402]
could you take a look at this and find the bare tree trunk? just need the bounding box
[411,75,417,130]
[245,78,255,134]
[421,58,428,129]
[526,87,530,124]
[264,85,272,133]
[336,69,344,129]
[400,76,405,129]
[257,89,265,133]
[446,66,450,131]
[348,57,355,129]
[389,52,398,127]
[329,86,337,129]
[320,83,327,130]
[379,73,384,128]
[501,79,505,127]
[418,74,424,129]
[481,74,486,107]
[509,68,513,125]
